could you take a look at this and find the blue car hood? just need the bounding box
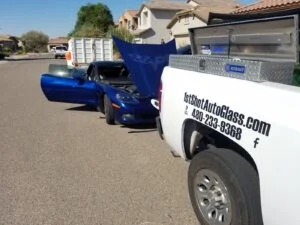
[112,36,177,97]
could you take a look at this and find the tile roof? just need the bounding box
[0,34,14,42]
[127,10,139,17]
[167,4,238,28]
[138,0,192,15]
[233,0,300,14]
[194,6,235,22]
[48,37,69,44]
[0,37,13,42]
[187,0,241,8]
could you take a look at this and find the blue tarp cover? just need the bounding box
[112,36,177,97]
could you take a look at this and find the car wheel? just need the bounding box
[188,148,263,225]
[55,55,58,59]
[104,95,115,125]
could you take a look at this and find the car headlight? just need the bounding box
[116,93,136,102]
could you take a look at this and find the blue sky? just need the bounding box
[0,0,255,38]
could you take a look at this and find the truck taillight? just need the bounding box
[158,80,162,112]
[65,51,71,61]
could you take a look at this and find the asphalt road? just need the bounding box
[0,58,199,225]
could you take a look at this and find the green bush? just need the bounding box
[71,24,105,38]
[106,26,135,42]
[21,30,49,53]
[16,49,25,55]
[3,47,12,55]
[69,3,114,37]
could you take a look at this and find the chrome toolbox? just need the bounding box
[169,55,295,84]
[171,14,300,85]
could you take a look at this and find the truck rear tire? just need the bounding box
[188,148,263,225]
[104,95,115,125]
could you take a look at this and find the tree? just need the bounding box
[106,26,135,43]
[71,24,105,38]
[69,3,114,37]
[106,26,135,59]
[21,31,49,53]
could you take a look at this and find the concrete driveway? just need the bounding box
[0,59,199,225]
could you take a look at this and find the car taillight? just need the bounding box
[158,80,162,112]
[65,51,71,60]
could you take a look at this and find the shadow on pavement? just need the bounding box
[121,123,157,133]
[66,105,96,112]
[127,129,157,134]
[65,106,157,133]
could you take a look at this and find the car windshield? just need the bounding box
[98,64,129,79]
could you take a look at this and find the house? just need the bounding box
[47,37,69,52]
[118,10,139,31]
[167,0,240,47]
[0,34,20,51]
[232,0,300,14]
[132,0,192,44]
[0,36,14,50]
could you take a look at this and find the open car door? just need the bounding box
[40,66,98,106]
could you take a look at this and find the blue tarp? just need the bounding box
[112,36,177,97]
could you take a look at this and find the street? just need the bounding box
[0,59,198,225]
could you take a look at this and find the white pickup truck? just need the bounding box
[153,13,300,225]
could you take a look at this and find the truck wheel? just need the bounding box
[104,95,115,125]
[188,148,263,225]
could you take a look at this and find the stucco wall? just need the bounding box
[143,9,179,44]
[138,7,151,30]
[136,7,195,44]
[170,15,206,47]
[139,29,157,43]
[174,35,190,48]
[171,15,206,35]
[119,12,137,30]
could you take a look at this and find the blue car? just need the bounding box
[40,61,158,125]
